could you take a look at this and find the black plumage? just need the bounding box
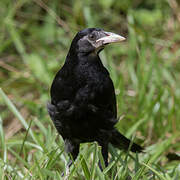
[47,28,143,167]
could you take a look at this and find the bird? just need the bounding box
[47,28,143,169]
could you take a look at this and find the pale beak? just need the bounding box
[96,31,126,45]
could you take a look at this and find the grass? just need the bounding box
[0,0,180,179]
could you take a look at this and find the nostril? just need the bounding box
[104,32,110,36]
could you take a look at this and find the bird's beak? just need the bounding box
[96,31,126,46]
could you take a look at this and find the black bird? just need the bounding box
[47,28,143,168]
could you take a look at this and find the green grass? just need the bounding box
[0,0,180,179]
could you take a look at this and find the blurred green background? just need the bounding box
[0,0,180,179]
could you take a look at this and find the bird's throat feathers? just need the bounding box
[66,49,102,66]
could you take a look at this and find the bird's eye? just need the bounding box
[88,33,96,41]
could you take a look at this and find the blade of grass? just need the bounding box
[0,88,40,147]
[0,116,7,164]
[90,142,98,180]
[148,133,179,164]
[46,148,64,169]
[6,140,42,151]
[96,167,107,180]
[142,162,172,180]
[8,148,30,169]
[126,116,147,137]
[17,118,33,161]
[5,18,27,62]
[80,154,90,180]
[34,156,44,180]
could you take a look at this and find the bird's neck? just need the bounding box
[63,52,109,78]
[78,52,102,65]
[66,51,103,67]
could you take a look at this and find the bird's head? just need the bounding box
[69,28,125,56]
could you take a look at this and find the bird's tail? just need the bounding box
[110,130,143,152]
